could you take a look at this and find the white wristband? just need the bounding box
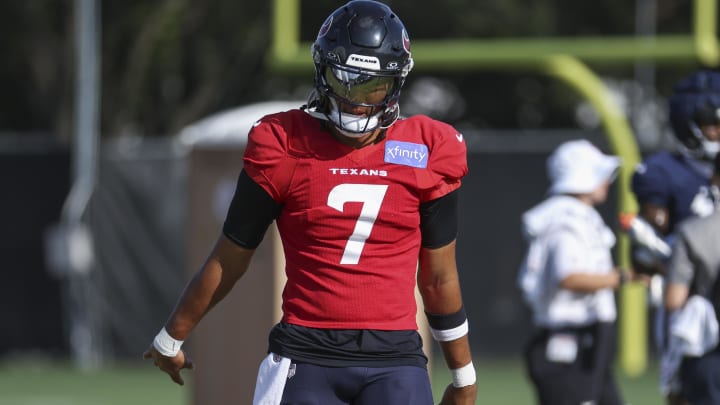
[451,361,476,388]
[153,327,184,357]
[430,319,469,342]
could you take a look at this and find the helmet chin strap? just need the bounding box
[685,123,720,160]
[306,97,383,138]
[335,127,373,138]
[304,105,380,139]
[327,99,382,138]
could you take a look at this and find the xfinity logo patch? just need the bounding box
[384,141,428,168]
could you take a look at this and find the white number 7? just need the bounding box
[327,183,388,265]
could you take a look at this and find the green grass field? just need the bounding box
[0,357,186,405]
[432,357,664,405]
[0,356,663,405]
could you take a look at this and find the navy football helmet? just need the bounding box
[669,69,720,160]
[307,0,414,137]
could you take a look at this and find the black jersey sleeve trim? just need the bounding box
[222,169,282,249]
[420,188,459,248]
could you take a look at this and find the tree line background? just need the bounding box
[0,0,705,145]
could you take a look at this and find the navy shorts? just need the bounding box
[279,363,433,405]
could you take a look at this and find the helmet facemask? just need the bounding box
[684,122,720,160]
[669,70,720,161]
[686,104,720,160]
[313,59,409,137]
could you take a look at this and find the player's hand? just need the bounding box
[437,383,477,405]
[615,267,651,288]
[143,345,195,386]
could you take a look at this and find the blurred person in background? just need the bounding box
[518,139,635,405]
[627,69,720,403]
[143,1,477,404]
[660,152,720,405]
[629,69,720,277]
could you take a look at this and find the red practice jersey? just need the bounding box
[243,109,467,331]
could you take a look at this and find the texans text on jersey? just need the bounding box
[328,168,389,177]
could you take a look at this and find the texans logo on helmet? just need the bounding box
[402,29,411,54]
[318,16,333,39]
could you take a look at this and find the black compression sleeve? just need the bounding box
[222,170,282,249]
[419,188,459,248]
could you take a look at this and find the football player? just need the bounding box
[630,69,720,405]
[661,152,720,405]
[631,69,720,274]
[143,1,477,404]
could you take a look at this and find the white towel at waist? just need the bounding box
[253,353,292,405]
[670,295,719,356]
[660,295,720,395]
